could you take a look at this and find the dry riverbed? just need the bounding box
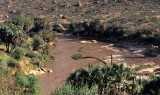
[38,34,160,95]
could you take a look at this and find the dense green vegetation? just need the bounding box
[0,15,57,95]
[68,19,160,45]
[72,53,83,59]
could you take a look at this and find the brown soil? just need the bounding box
[38,33,160,95]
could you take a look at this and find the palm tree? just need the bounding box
[68,63,141,95]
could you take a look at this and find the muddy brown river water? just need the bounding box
[38,34,160,95]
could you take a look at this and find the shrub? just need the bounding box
[32,36,44,51]
[154,68,160,72]
[11,48,26,60]
[38,30,57,43]
[42,54,50,62]
[7,60,20,68]
[72,53,83,59]
[78,47,84,52]
[23,41,33,49]
[15,74,40,95]
[12,15,26,29]
[23,19,34,32]
[141,76,160,95]
[50,84,98,95]
[135,64,151,71]
[68,63,141,94]
[25,51,40,58]
[42,45,50,55]
[33,17,52,32]
[53,24,63,33]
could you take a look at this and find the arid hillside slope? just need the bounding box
[0,0,160,31]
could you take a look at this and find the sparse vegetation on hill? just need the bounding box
[0,0,159,32]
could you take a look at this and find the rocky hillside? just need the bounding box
[0,0,160,31]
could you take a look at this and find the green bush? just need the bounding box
[42,45,50,55]
[32,36,44,51]
[15,74,40,95]
[42,54,50,62]
[78,47,84,52]
[25,51,40,58]
[7,60,20,68]
[23,19,34,32]
[50,84,98,95]
[33,17,52,32]
[23,41,33,49]
[72,53,83,59]
[38,29,57,43]
[53,24,63,33]
[11,48,26,60]
[68,63,141,94]
[135,65,151,71]
[154,68,160,72]
[12,15,26,29]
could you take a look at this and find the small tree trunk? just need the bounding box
[6,43,10,53]
[111,54,113,65]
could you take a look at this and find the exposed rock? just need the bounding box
[51,7,57,11]
[52,0,57,4]
[59,24,67,31]
[60,2,69,8]
[5,15,9,18]
[48,69,53,73]
[48,41,55,46]
[91,40,97,43]
[108,44,114,47]
[41,68,47,72]
[80,41,92,44]
[10,10,16,14]
[130,47,146,54]
[59,14,63,18]
[62,15,68,19]
[29,70,45,75]
[29,70,37,75]
[75,1,83,7]
[131,50,144,54]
